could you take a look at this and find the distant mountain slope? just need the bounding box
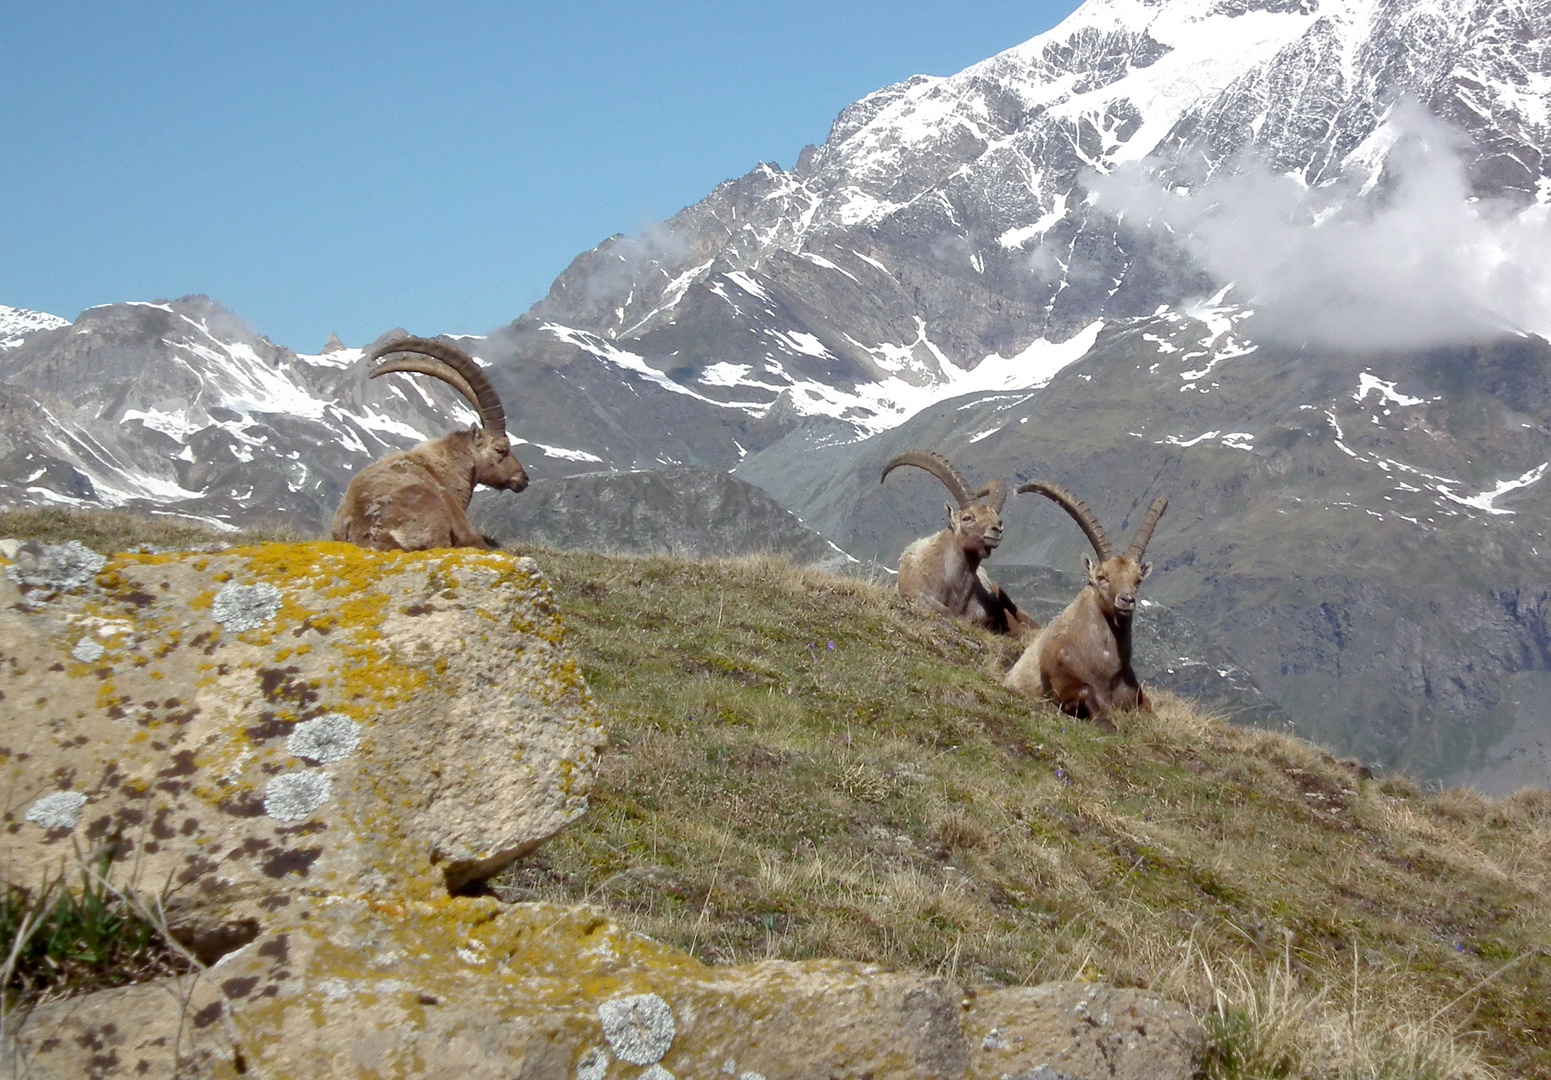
[0,296,481,528]
[469,466,857,571]
[738,307,1551,788]
[480,0,1551,457]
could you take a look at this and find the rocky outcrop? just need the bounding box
[0,540,606,955]
[2,896,1202,1080]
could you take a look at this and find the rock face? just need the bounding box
[0,540,606,951]
[1,897,1202,1080]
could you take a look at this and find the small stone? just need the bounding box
[72,637,106,663]
[599,992,676,1065]
[287,714,363,764]
[0,538,20,560]
[264,772,332,823]
[212,582,283,633]
[26,791,87,830]
[576,1047,609,1080]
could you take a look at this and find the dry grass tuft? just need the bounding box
[927,808,989,852]
[0,506,313,552]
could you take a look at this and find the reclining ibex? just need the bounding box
[330,337,528,551]
[881,450,1036,636]
[1003,481,1167,728]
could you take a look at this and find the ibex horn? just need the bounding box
[976,478,1008,514]
[369,337,507,435]
[1125,496,1168,561]
[1016,480,1114,562]
[880,450,974,509]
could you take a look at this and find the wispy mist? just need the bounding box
[1089,101,1551,351]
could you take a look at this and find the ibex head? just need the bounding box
[369,337,529,492]
[882,450,1008,559]
[1017,481,1167,620]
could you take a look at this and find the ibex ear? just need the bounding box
[1139,560,1153,581]
[1083,553,1099,579]
[944,502,956,527]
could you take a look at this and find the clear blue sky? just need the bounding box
[1,2,1083,352]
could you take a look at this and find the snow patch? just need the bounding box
[1355,372,1427,408]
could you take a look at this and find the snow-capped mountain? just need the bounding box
[6,0,1551,786]
[491,0,1551,449]
[0,297,490,526]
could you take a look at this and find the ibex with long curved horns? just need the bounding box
[881,450,1036,636]
[1003,482,1167,728]
[330,337,528,551]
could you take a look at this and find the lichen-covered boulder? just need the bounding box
[0,539,1202,1079]
[1,897,1202,1080]
[0,541,605,955]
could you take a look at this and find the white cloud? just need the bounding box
[1089,101,1551,351]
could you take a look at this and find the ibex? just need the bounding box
[1003,481,1167,729]
[881,450,1036,636]
[330,337,528,551]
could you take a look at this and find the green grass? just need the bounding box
[3,508,1548,1077]
[1,855,188,1009]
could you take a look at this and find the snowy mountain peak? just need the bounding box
[0,305,69,349]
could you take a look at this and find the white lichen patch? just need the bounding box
[26,791,87,830]
[599,992,676,1065]
[264,772,332,823]
[213,581,283,632]
[576,1047,610,1080]
[287,714,363,763]
[640,1067,676,1080]
[71,637,106,663]
[6,541,105,596]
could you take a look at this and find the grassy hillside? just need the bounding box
[505,546,1550,1080]
[3,508,1549,1078]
